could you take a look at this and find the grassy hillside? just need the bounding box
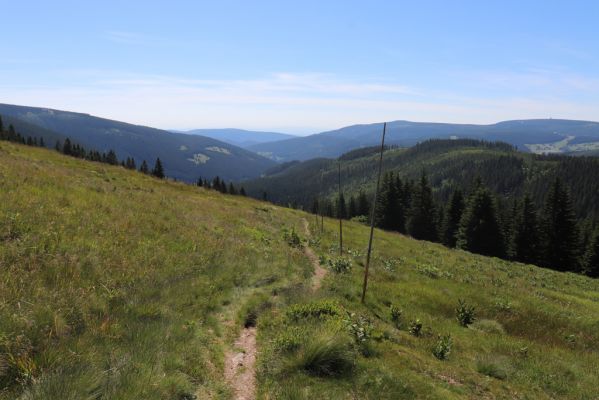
[243,139,599,220]
[1,142,599,399]
[248,119,599,162]
[0,103,276,182]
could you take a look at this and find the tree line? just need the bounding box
[312,170,599,278]
[0,114,165,179]
[196,176,247,197]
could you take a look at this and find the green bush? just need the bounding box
[344,312,373,346]
[390,305,403,329]
[327,257,352,273]
[432,335,452,360]
[456,299,476,327]
[408,319,423,337]
[282,227,302,248]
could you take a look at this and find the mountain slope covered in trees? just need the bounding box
[179,128,296,148]
[1,140,598,399]
[249,119,599,161]
[0,103,275,181]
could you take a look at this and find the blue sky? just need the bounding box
[1,1,598,134]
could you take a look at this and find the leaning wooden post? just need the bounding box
[320,169,325,233]
[338,162,343,256]
[361,122,387,304]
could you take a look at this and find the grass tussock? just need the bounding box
[286,334,354,377]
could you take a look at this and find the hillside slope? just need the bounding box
[0,103,276,181]
[180,128,296,148]
[242,139,599,220]
[248,119,599,161]
[1,142,598,399]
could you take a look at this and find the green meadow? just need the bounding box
[1,141,598,399]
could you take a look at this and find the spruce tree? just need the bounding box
[543,178,580,271]
[375,172,400,230]
[457,185,505,257]
[106,150,118,165]
[228,182,237,195]
[311,198,319,214]
[197,177,203,187]
[348,195,357,219]
[0,115,3,133]
[240,187,246,196]
[337,193,347,219]
[584,229,599,278]
[152,158,165,178]
[39,137,45,147]
[513,194,541,265]
[357,190,370,217]
[62,138,73,155]
[407,172,438,241]
[442,189,464,247]
[139,160,149,174]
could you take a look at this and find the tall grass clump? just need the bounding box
[287,335,354,377]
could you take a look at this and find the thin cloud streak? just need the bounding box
[1,70,598,134]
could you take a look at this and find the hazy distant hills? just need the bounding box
[0,103,275,182]
[179,128,295,148]
[248,119,599,161]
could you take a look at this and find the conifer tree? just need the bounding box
[8,124,16,141]
[442,189,465,247]
[584,229,599,278]
[27,137,33,146]
[457,185,505,257]
[337,193,347,219]
[39,137,45,147]
[62,138,73,155]
[311,198,319,214]
[139,160,149,174]
[348,195,357,218]
[513,194,542,265]
[240,187,246,196]
[228,182,237,195]
[0,115,3,133]
[152,158,165,178]
[542,178,580,271]
[55,140,61,152]
[407,172,438,241]
[197,177,203,187]
[212,176,221,190]
[375,172,400,230]
[106,150,118,165]
[357,190,370,217]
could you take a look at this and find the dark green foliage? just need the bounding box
[228,183,237,195]
[357,191,370,217]
[62,138,73,156]
[375,172,401,231]
[432,335,452,360]
[584,230,599,278]
[513,194,542,265]
[407,173,438,241]
[543,179,581,271]
[139,160,149,174]
[457,185,505,257]
[456,299,476,327]
[152,158,165,179]
[442,189,464,247]
[336,193,347,219]
[408,319,423,337]
[240,187,246,196]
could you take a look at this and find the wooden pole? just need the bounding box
[338,162,343,256]
[320,169,325,233]
[361,122,387,304]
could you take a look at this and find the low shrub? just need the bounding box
[432,335,452,360]
[326,257,352,273]
[390,305,402,329]
[456,299,476,327]
[282,227,302,248]
[408,319,423,337]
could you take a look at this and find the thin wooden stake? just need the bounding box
[361,122,387,304]
[338,162,343,256]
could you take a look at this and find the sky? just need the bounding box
[1,0,598,135]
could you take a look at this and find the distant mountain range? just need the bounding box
[248,119,599,161]
[0,103,275,182]
[177,128,296,148]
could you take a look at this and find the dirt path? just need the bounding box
[301,218,327,291]
[224,326,257,400]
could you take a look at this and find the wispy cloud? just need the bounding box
[1,70,598,134]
